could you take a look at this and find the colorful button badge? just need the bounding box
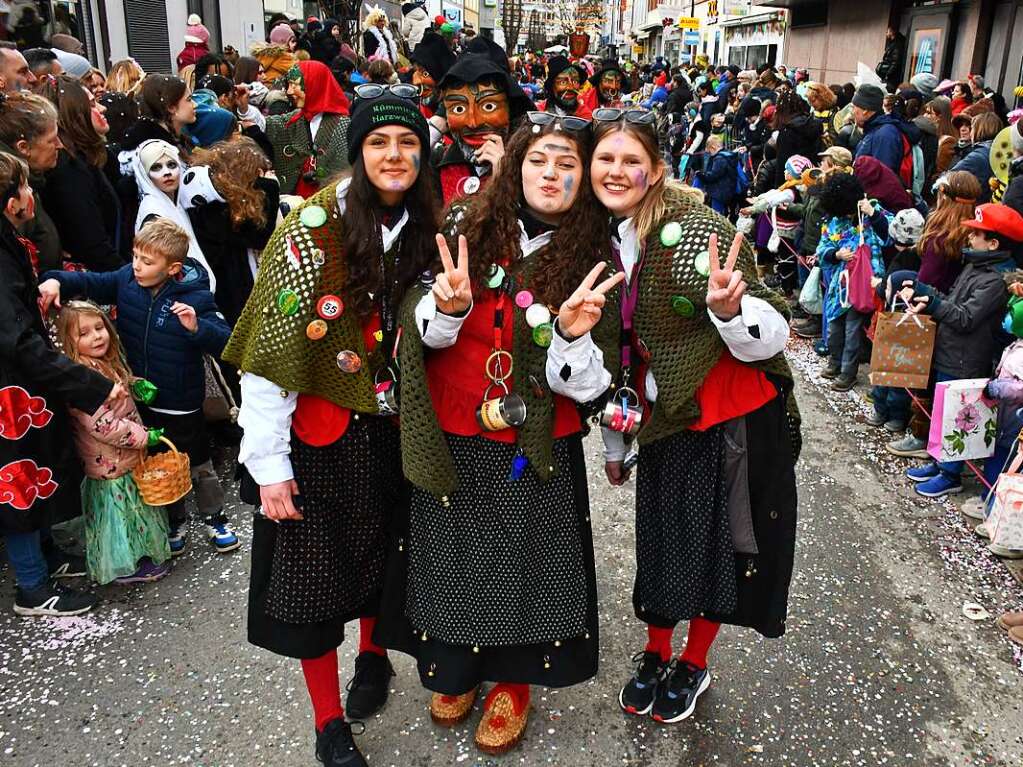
[276,289,300,316]
[317,294,344,320]
[694,249,711,277]
[306,319,327,340]
[532,322,554,347]
[515,290,534,309]
[659,221,683,247]
[486,264,506,289]
[671,295,695,318]
[300,205,328,229]
[525,303,551,328]
[336,350,362,373]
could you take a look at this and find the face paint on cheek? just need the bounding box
[412,153,420,172]
[632,170,648,190]
[563,174,574,198]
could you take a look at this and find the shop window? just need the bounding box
[790,1,826,29]
[4,0,94,57]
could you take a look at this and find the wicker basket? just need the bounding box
[132,436,192,506]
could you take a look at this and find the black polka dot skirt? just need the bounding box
[633,425,738,626]
[247,416,405,659]
[374,433,599,693]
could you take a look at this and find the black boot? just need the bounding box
[315,719,367,767]
[344,652,394,719]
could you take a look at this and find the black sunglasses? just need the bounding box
[592,107,657,126]
[525,110,591,133]
[354,83,421,102]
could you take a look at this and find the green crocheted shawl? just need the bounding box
[265,111,351,195]
[397,213,622,501]
[633,190,802,457]
[222,183,380,413]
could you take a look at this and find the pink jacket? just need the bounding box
[70,400,149,480]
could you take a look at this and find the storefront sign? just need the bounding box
[683,29,700,46]
[677,16,699,28]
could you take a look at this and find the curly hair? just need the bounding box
[772,88,810,129]
[190,137,271,230]
[805,82,836,111]
[451,121,611,307]
[816,171,864,218]
[920,170,980,261]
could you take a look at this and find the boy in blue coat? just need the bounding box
[695,135,737,215]
[38,219,238,555]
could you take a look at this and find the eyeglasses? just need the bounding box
[354,83,421,102]
[525,111,591,133]
[592,107,657,126]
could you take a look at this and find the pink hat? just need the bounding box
[934,78,956,94]
[184,13,210,45]
[269,23,296,45]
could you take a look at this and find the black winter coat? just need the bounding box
[773,115,824,187]
[875,33,905,90]
[0,220,112,533]
[1004,159,1023,218]
[187,177,281,328]
[42,150,126,272]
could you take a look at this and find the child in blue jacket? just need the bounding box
[38,219,238,556]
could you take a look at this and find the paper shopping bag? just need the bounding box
[926,378,998,462]
[868,311,936,389]
[988,452,1023,551]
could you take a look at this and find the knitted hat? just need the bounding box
[1012,120,1023,155]
[269,23,296,45]
[910,72,938,98]
[346,95,430,164]
[890,208,925,246]
[852,84,884,113]
[784,154,814,180]
[184,14,210,45]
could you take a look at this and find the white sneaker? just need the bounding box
[975,522,992,540]
[960,497,986,521]
[988,543,1023,559]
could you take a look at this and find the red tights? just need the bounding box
[643,617,721,668]
[300,617,387,732]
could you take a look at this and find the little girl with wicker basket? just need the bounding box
[56,301,174,585]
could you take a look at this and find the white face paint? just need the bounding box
[148,154,181,197]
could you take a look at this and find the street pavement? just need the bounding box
[1,339,1022,767]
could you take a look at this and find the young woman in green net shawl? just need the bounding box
[588,111,801,725]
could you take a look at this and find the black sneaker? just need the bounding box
[651,660,711,724]
[619,650,670,716]
[831,373,857,392]
[14,581,96,617]
[344,652,394,719]
[46,550,87,579]
[819,363,841,380]
[315,718,368,767]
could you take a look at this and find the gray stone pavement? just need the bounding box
[1,341,1022,767]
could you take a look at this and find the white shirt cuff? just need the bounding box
[707,295,789,362]
[415,291,472,348]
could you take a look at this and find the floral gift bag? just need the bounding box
[926,379,998,462]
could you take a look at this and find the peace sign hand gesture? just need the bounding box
[557,262,626,340]
[706,232,747,322]
[433,233,472,315]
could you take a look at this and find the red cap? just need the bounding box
[962,204,1023,242]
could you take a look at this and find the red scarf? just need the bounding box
[289,60,351,125]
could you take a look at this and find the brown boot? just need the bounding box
[430,688,477,727]
[474,684,529,755]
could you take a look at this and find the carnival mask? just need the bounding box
[148,155,181,196]
[412,65,436,103]
[442,80,510,160]
[553,68,582,110]
[599,71,622,104]
[286,64,306,105]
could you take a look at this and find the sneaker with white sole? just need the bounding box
[14,581,95,617]
[168,522,187,557]
[988,543,1023,559]
[906,463,940,482]
[975,522,992,539]
[46,550,87,579]
[959,497,986,521]
[205,520,240,553]
[619,650,670,716]
[914,472,963,498]
[651,660,711,723]
[887,434,929,458]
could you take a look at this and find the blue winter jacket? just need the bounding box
[951,141,994,203]
[42,259,230,412]
[697,151,737,203]
[855,112,921,179]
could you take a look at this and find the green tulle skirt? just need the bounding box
[83,475,171,584]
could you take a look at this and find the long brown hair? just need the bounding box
[35,75,107,168]
[190,137,271,230]
[918,170,980,261]
[923,96,955,139]
[56,301,133,384]
[591,119,703,243]
[335,146,441,321]
[453,120,610,306]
